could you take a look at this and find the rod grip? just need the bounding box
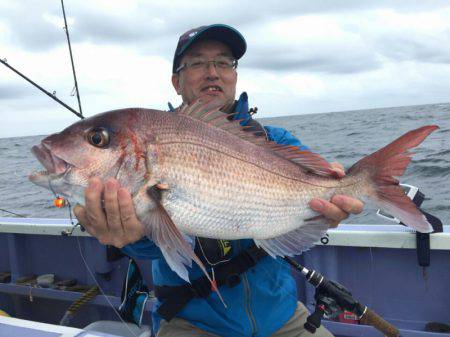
[360,307,401,337]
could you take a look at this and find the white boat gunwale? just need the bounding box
[1,217,449,250]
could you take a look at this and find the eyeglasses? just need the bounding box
[176,56,238,73]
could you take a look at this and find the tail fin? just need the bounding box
[348,125,439,233]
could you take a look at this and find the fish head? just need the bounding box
[29,108,151,205]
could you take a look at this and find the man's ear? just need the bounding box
[171,73,181,95]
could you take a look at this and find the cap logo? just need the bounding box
[188,31,198,38]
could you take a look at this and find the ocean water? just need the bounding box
[0,102,449,225]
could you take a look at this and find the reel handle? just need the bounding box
[360,307,401,337]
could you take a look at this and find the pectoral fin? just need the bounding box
[143,198,194,281]
[144,186,211,283]
[143,188,227,306]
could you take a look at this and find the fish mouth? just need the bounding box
[29,142,85,204]
[29,143,70,181]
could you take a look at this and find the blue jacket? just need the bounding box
[122,93,308,337]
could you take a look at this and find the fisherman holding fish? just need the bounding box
[25,24,430,336]
[28,22,436,337]
[68,24,365,337]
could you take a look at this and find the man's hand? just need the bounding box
[73,177,144,248]
[309,162,364,228]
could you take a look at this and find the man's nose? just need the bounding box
[205,62,219,79]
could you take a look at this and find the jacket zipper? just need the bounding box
[239,241,258,336]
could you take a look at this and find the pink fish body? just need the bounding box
[29,100,437,282]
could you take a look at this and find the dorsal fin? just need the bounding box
[177,98,338,177]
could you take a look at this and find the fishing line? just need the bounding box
[47,178,59,199]
[45,177,138,334]
[0,208,26,217]
[60,197,140,337]
[75,236,139,337]
[1,187,133,331]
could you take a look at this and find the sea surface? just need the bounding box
[0,102,449,225]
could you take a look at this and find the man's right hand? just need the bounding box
[73,177,145,248]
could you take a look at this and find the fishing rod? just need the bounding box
[283,256,402,337]
[61,0,83,117]
[0,58,83,119]
[0,1,84,120]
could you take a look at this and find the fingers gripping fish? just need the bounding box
[29,98,438,295]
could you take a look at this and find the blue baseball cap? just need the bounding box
[172,24,247,73]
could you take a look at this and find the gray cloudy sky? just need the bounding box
[1,0,450,137]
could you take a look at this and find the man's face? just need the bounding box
[172,39,237,107]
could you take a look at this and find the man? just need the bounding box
[74,24,364,337]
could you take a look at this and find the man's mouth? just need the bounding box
[201,85,222,93]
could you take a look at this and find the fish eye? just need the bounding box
[87,128,110,148]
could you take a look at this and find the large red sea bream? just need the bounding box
[29,99,437,283]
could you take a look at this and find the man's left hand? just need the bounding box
[309,162,364,228]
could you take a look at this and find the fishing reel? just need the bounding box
[305,280,356,333]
